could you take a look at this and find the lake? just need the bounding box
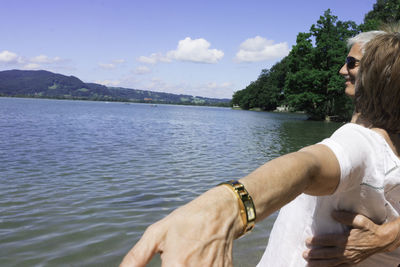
[0,97,342,266]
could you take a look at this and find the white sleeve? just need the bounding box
[319,124,378,194]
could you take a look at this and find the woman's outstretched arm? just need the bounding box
[120,144,340,267]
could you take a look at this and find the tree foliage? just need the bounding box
[362,0,400,31]
[288,10,357,120]
[232,58,288,111]
[232,0,392,121]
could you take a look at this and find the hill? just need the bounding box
[0,70,231,106]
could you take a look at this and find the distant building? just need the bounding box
[144,98,152,101]
[275,105,289,112]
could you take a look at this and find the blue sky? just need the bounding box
[0,0,376,99]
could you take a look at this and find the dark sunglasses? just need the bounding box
[346,56,360,69]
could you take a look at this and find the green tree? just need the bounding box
[233,7,370,121]
[283,32,315,112]
[361,0,400,31]
[260,57,289,110]
[232,58,288,111]
[284,10,357,120]
[311,10,357,120]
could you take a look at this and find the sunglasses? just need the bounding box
[346,56,360,69]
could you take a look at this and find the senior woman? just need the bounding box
[305,29,400,266]
[120,32,400,267]
[304,28,400,266]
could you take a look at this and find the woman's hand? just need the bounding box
[303,211,400,266]
[120,186,243,267]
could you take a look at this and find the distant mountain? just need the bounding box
[0,70,231,106]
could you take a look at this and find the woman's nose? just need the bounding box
[339,63,348,76]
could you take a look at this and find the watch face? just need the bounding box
[244,201,256,221]
[246,206,256,221]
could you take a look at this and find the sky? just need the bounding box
[0,0,377,99]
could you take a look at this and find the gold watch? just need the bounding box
[219,180,256,236]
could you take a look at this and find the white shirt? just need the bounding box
[257,123,400,266]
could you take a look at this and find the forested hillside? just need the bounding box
[232,0,400,121]
[0,70,231,106]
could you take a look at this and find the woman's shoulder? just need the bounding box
[331,123,400,172]
[332,123,386,145]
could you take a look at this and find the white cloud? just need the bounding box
[137,53,171,64]
[99,63,116,69]
[137,38,224,65]
[134,66,151,74]
[137,54,158,64]
[235,36,290,62]
[96,80,121,86]
[23,63,41,70]
[31,54,62,64]
[167,37,224,64]
[113,59,125,64]
[99,59,126,69]
[1,51,68,69]
[0,50,21,63]
[206,82,232,89]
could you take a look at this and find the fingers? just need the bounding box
[120,240,157,267]
[305,258,348,267]
[304,248,351,267]
[120,224,162,267]
[331,211,374,229]
[304,211,382,267]
[306,234,348,247]
[303,247,343,260]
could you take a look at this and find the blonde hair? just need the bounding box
[354,33,400,133]
[379,22,400,34]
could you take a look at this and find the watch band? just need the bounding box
[219,180,256,236]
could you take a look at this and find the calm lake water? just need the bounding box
[0,97,342,266]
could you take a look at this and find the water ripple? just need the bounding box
[0,98,341,266]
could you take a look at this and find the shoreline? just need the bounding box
[0,95,231,108]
